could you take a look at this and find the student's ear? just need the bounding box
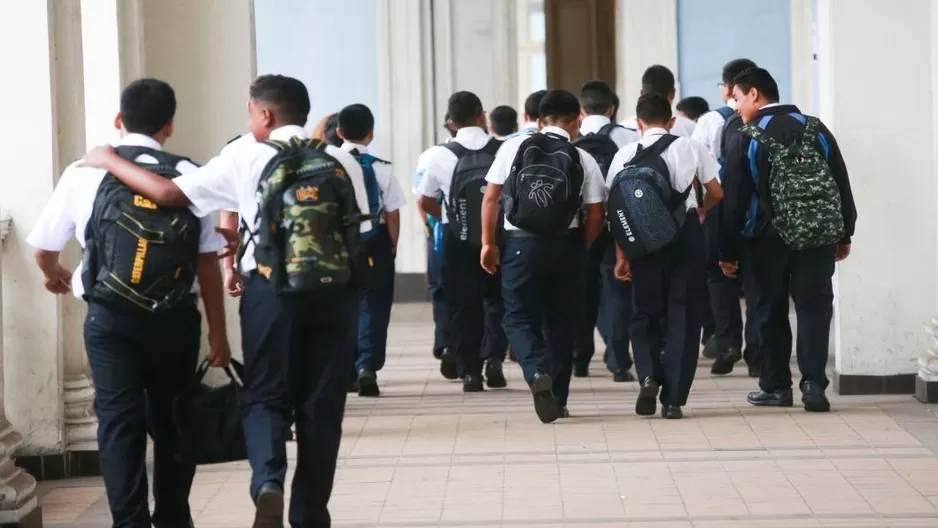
[164,120,175,139]
[666,116,676,130]
[668,89,676,103]
[336,128,346,141]
[113,112,123,132]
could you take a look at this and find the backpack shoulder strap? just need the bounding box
[597,122,622,136]
[646,134,680,157]
[482,137,502,156]
[442,141,469,159]
[716,106,735,120]
[740,115,784,152]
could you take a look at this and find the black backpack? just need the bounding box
[606,134,691,258]
[81,146,201,313]
[572,123,622,176]
[503,133,584,235]
[240,137,369,294]
[442,138,501,247]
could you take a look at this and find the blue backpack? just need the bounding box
[354,152,385,240]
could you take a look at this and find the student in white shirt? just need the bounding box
[82,74,370,528]
[573,80,640,380]
[607,93,723,420]
[337,103,407,397]
[481,90,606,424]
[690,58,762,378]
[488,105,519,139]
[417,91,509,392]
[621,65,697,138]
[504,90,547,139]
[29,79,229,527]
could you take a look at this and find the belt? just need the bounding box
[503,229,577,239]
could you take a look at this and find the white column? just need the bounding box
[789,0,816,113]
[815,0,936,393]
[378,0,435,275]
[616,0,678,104]
[918,0,938,401]
[0,0,72,455]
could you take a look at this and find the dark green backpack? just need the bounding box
[740,115,844,250]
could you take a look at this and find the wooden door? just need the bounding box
[544,0,617,93]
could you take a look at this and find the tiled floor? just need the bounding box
[39,304,938,527]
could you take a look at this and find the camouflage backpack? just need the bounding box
[740,115,844,250]
[242,137,366,293]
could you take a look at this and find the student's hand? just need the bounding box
[697,208,707,225]
[216,227,240,259]
[208,335,232,368]
[480,244,499,275]
[835,243,851,262]
[224,269,244,297]
[81,145,117,169]
[42,265,72,295]
[614,257,631,282]
[719,260,739,279]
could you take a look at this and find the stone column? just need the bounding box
[813,0,936,396]
[616,0,678,103]
[0,213,41,527]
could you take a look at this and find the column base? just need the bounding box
[393,272,427,303]
[0,506,41,528]
[14,451,100,481]
[916,375,938,403]
[832,371,916,395]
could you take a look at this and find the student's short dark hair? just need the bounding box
[538,90,581,123]
[323,113,343,147]
[580,80,617,115]
[249,74,311,126]
[722,58,758,86]
[676,96,710,121]
[120,78,177,136]
[611,92,621,117]
[636,93,673,126]
[447,91,484,127]
[489,105,518,137]
[524,90,548,120]
[733,67,780,103]
[337,104,374,142]
[641,65,676,97]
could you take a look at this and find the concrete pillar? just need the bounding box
[616,0,678,106]
[814,0,936,396]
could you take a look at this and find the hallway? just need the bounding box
[38,304,938,527]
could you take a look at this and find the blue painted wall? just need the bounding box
[677,0,791,110]
[254,0,383,156]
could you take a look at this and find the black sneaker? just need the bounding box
[531,373,561,424]
[801,381,831,412]
[747,388,794,407]
[485,360,507,388]
[613,370,636,383]
[439,350,459,380]
[635,377,659,416]
[357,370,380,397]
[253,482,284,528]
[463,374,484,393]
[711,347,742,375]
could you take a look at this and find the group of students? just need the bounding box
[414,59,857,425]
[22,56,856,527]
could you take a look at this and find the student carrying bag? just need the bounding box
[240,137,370,293]
[606,134,691,258]
[173,359,247,465]
[503,133,584,235]
[443,138,502,247]
[81,146,201,313]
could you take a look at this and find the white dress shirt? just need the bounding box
[416,126,493,223]
[172,125,371,273]
[340,141,407,218]
[690,98,737,163]
[580,115,640,148]
[484,126,606,230]
[621,113,697,138]
[27,133,226,299]
[606,127,720,212]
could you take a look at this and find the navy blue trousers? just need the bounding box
[599,240,634,374]
[240,274,356,527]
[629,213,706,407]
[356,226,396,372]
[84,301,200,528]
[427,224,449,353]
[575,231,612,368]
[501,232,585,407]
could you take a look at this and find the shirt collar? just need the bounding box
[540,126,570,140]
[580,115,612,135]
[341,141,368,154]
[454,126,489,142]
[118,133,162,150]
[521,121,539,131]
[642,127,669,138]
[761,103,782,110]
[269,125,309,141]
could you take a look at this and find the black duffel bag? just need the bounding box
[173,359,247,465]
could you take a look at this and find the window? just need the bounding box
[516,0,547,113]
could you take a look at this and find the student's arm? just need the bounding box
[386,210,401,254]
[718,132,753,270]
[416,148,445,220]
[583,203,605,248]
[418,196,442,221]
[579,153,607,247]
[381,166,407,254]
[694,141,724,215]
[219,211,244,296]
[197,253,230,367]
[27,167,79,294]
[480,183,502,275]
[35,250,72,294]
[84,146,188,205]
[819,124,857,260]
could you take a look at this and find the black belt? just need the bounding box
[503,229,577,239]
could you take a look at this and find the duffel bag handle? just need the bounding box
[195,358,245,385]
